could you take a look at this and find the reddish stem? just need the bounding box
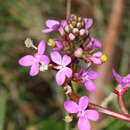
[67,92,130,122]
[118,95,128,114]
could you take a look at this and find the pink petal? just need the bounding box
[38,40,46,54]
[85,80,96,92]
[64,67,72,78]
[123,74,130,86]
[78,96,89,111]
[91,57,102,64]
[45,20,60,28]
[85,110,99,121]
[93,52,102,57]
[56,70,66,85]
[59,20,67,35]
[62,55,71,66]
[40,55,50,65]
[92,38,102,48]
[64,101,79,113]
[78,118,90,130]
[88,71,99,80]
[29,62,39,76]
[50,51,62,65]
[19,55,34,66]
[84,18,93,29]
[41,28,54,33]
[112,69,122,84]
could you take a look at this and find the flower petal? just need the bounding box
[38,40,46,54]
[45,20,60,28]
[41,28,54,33]
[59,20,67,35]
[29,62,39,76]
[40,55,50,65]
[112,69,122,84]
[78,118,90,130]
[85,80,96,92]
[56,70,66,85]
[64,101,79,113]
[62,55,71,66]
[93,52,102,57]
[85,110,99,121]
[92,38,102,48]
[78,96,89,110]
[84,18,93,29]
[50,51,62,65]
[64,67,72,78]
[122,74,130,87]
[88,71,99,80]
[19,55,34,66]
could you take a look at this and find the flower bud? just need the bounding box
[79,29,86,36]
[72,28,79,35]
[64,115,73,123]
[64,25,70,33]
[69,33,75,40]
[24,38,33,48]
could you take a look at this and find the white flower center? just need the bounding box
[40,63,48,71]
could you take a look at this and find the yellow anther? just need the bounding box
[100,54,108,62]
[48,39,56,47]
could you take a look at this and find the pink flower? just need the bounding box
[113,69,130,87]
[50,51,72,85]
[78,69,99,92]
[90,52,102,64]
[84,18,93,29]
[84,37,102,51]
[19,40,50,76]
[64,96,99,130]
[42,20,60,33]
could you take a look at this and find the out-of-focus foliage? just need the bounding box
[0,0,130,130]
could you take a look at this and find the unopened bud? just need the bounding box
[69,24,73,29]
[78,17,82,22]
[71,21,77,27]
[77,22,82,28]
[64,115,73,123]
[79,29,86,36]
[24,38,33,48]
[64,25,70,33]
[72,28,79,34]
[69,33,75,40]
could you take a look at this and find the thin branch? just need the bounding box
[66,0,71,19]
[67,91,130,122]
[118,95,128,114]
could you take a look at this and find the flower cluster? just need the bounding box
[18,14,108,130]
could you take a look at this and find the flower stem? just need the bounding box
[67,91,130,122]
[118,95,128,114]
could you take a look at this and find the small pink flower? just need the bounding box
[84,18,93,29]
[84,37,102,51]
[113,69,130,87]
[19,40,50,76]
[64,96,99,130]
[50,51,72,85]
[90,52,102,64]
[42,20,60,33]
[78,69,99,92]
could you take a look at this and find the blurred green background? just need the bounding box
[0,0,130,130]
